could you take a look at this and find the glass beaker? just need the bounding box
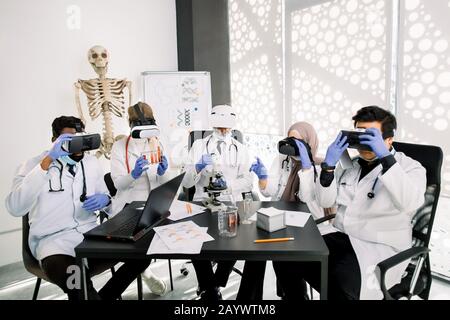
[217,206,238,237]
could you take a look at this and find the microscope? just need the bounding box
[202,158,229,212]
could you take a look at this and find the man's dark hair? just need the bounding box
[352,105,397,138]
[51,116,85,138]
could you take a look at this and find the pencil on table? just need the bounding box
[254,237,294,243]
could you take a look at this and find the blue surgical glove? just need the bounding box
[250,157,268,180]
[294,139,312,169]
[47,133,72,161]
[131,156,149,179]
[324,132,349,167]
[358,128,390,159]
[157,155,168,176]
[82,193,110,212]
[195,154,213,173]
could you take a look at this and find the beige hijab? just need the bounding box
[281,122,322,201]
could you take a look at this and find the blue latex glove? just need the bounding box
[195,154,213,173]
[358,128,390,159]
[294,139,312,169]
[131,156,149,179]
[250,157,268,180]
[324,132,349,166]
[47,133,72,160]
[157,155,168,176]
[82,193,110,212]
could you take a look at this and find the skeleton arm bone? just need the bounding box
[74,82,87,124]
[126,80,133,107]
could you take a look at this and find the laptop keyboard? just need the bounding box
[109,214,141,236]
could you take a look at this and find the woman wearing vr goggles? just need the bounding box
[245,121,330,300]
[110,101,169,296]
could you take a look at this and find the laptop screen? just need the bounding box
[135,172,186,231]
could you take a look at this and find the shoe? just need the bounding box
[199,287,222,301]
[143,272,167,296]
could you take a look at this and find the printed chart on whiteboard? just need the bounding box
[142,71,212,166]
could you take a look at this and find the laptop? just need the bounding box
[85,172,186,242]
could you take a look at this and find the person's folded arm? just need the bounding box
[5,159,48,217]
[182,141,205,189]
[93,159,112,215]
[315,166,340,208]
[258,157,280,197]
[110,140,136,191]
[378,156,426,213]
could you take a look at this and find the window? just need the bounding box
[229,0,450,280]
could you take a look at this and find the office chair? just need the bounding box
[313,142,443,300]
[22,214,123,300]
[179,129,247,281]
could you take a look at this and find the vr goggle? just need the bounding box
[130,103,160,139]
[278,137,317,180]
[340,128,394,151]
[278,137,313,158]
[62,123,101,153]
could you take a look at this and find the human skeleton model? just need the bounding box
[74,46,132,159]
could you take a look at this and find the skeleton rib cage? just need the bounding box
[78,78,127,119]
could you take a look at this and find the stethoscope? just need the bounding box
[281,156,290,170]
[367,149,397,199]
[48,159,87,202]
[205,135,238,167]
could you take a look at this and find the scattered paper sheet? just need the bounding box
[285,210,311,227]
[168,200,206,221]
[147,233,204,255]
[147,221,214,254]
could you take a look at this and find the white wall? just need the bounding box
[0,0,178,266]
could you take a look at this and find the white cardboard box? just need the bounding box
[256,208,286,232]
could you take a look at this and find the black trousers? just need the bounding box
[41,254,150,300]
[191,260,267,300]
[272,232,361,300]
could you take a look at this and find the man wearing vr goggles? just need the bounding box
[110,101,168,296]
[273,106,426,300]
[183,104,258,301]
[5,116,150,300]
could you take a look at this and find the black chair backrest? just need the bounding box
[392,141,443,248]
[22,214,42,274]
[183,130,244,201]
[104,172,117,197]
[188,130,243,151]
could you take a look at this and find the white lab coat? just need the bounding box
[5,152,109,261]
[110,136,171,216]
[182,134,253,201]
[298,149,426,299]
[261,154,325,219]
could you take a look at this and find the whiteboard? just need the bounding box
[142,71,212,167]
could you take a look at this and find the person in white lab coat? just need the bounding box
[5,116,150,300]
[273,106,427,300]
[110,102,169,295]
[182,105,253,202]
[183,104,256,300]
[257,121,325,218]
[238,121,328,300]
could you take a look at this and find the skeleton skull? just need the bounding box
[88,45,108,77]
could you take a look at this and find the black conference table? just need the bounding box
[75,201,329,300]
